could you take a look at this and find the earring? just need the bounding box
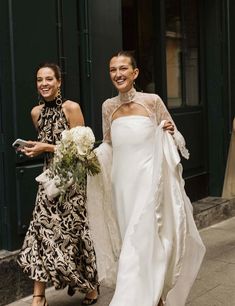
[56,87,62,106]
[38,93,44,105]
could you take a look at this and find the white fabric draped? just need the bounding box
[87,120,205,306]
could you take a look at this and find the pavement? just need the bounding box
[7,216,235,306]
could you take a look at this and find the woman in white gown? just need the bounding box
[87,51,205,306]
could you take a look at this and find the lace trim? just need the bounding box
[173,131,190,159]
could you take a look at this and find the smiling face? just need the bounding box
[109,55,139,93]
[36,67,61,101]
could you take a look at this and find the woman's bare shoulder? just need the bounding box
[30,104,43,127]
[63,99,81,110]
[31,104,43,119]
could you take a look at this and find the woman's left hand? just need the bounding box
[163,120,174,134]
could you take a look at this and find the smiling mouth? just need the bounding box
[116,79,126,85]
[40,88,51,94]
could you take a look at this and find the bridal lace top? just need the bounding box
[102,87,189,159]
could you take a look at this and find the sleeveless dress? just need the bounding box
[17,99,99,294]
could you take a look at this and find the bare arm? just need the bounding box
[31,105,42,129]
[62,100,84,128]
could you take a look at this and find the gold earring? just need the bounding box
[56,88,62,106]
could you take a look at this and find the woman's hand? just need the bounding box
[21,141,55,158]
[163,120,174,135]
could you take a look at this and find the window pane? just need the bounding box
[166,0,183,107]
[122,0,156,93]
[166,0,200,108]
[184,0,200,106]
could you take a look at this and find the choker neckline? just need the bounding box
[43,98,66,108]
[118,87,137,103]
[44,99,57,108]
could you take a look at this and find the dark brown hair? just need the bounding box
[110,50,137,69]
[36,62,61,80]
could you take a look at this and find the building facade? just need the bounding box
[0,0,234,251]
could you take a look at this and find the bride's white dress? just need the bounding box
[110,115,159,305]
[108,115,205,306]
[87,88,205,306]
[111,115,155,240]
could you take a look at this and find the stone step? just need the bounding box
[193,196,235,229]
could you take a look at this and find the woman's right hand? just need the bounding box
[22,141,55,158]
[163,120,174,135]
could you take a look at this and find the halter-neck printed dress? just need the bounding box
[17,100,99,294]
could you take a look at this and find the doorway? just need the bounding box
[121,0,208,201]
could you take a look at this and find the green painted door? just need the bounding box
[203,0,230,196]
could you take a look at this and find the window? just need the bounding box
[166,0,200,107]
[122,0,156,93]
[122,0,200,106]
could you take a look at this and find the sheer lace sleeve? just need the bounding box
[155,95,174,124]
[102,99,112,143]
[155,95,189,159]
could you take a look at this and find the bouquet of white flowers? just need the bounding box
[36,126,100,201]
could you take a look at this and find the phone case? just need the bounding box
[12,139,30,149]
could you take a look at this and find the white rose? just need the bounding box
[70,126,95,155]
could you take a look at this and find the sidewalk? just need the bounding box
[7,217,235,306]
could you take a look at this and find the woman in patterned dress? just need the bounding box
[17,63,99,306]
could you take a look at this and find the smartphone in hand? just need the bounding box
[12,138,33,150]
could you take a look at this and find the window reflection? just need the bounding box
[166,0,199,107]
[184,0,199,106]
[166,0,182,107]
[121,0,200,106]
[122,0,155,93]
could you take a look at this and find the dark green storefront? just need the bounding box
[0,0,233,251]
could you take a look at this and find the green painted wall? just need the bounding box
[203,0,230,196]
[0,0,122,251]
